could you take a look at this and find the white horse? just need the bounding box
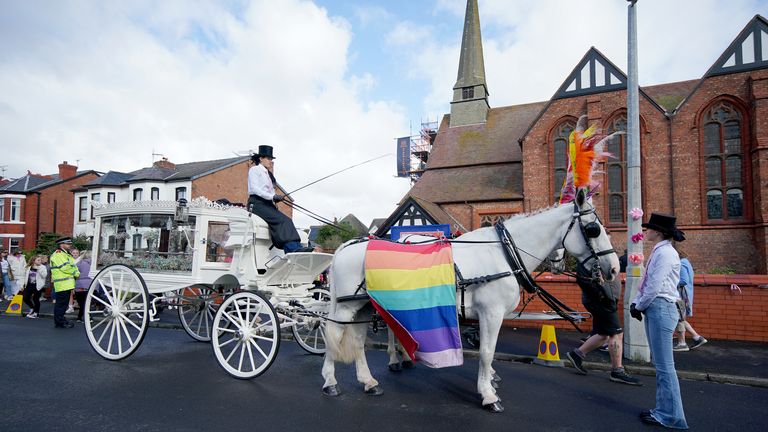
[320,191,619,412]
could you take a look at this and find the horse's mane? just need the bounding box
[504,204,562,222]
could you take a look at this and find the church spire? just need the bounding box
[450,0,489,127]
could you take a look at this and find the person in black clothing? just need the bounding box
[619,249,628,273]
[246,145,312,253]
[566,262,641,385]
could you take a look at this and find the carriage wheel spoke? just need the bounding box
[195,308,204,336]
[96,318,112,344]
[249,303,265,328]
[123,292,142,307]
[116,316,124,354]
[90,294,111,309]
[107,320,116,354]
[246,339,256,371]
[222,311,243,330]
[238,340,246,371]
[225,341,240,363]
[252,334,274,342]
[90,316,109,332]
[218,336,237,347]
[119,314,143,332]
[248,338,269,360]
[99,280,116,307]
[217,327,237,334]
[117,315,135,346]
[234,298,245,324]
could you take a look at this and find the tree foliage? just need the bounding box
[314,222,357,251]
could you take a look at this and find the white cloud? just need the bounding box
[0,0,411,228]
[385,21,433,46]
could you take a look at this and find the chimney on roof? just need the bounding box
[153,157,176,170]
[58,161,77,179]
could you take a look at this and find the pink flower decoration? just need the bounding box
[629,208,644,221]
[629,253,644,265]
[631,232,644,243]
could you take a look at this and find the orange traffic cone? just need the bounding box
[533,324,564,367]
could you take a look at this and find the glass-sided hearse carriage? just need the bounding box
[85,197,333,378]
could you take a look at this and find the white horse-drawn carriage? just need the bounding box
[83,197,333,378]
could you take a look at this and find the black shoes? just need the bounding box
[55,321,75,329]
[690,337,708,349]
[566,351,588,375]
[610,369,643,386]
[640,411,662,426]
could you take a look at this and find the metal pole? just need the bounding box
[624,0,650,362]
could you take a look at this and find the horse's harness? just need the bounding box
[334,201,615,330]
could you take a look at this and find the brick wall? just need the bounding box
[34,173,99,242]
[503,273,768,342]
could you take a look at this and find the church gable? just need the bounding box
[553,47,626,99]
[706,15,768,77]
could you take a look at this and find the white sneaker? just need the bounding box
[26,312,38,319]
[66,306,75,314]
[673,343,689,352]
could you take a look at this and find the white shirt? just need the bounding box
[247,164,275,201]
[632,240,681,311]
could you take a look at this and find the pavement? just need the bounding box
[3,295,768,388]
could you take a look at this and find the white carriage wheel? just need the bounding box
[84,264,149,361]
[212,291,280,379]
[291,288,329,355]
[177,285,219,342]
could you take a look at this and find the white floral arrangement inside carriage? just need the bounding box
[98,251,193,272]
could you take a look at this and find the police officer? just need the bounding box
[50,237,79,328]
[247,145,312,253]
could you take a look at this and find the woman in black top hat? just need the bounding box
[246,145,310,253]
[630,213,688,429]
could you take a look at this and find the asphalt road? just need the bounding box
[1,315,766,432]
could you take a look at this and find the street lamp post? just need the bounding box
[624,0,650,362]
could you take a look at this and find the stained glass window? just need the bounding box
[702,102,744,220]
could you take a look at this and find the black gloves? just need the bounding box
[273,194,285,203]
[630,303,643,322]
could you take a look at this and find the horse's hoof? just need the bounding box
[364,386,384,396]
[402,360,415,369]
[388,363,402,373]
[492,373,502,382]
[483,401,505,413]
[491,380,499,389]
[322,385,341,397]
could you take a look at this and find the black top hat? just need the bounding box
[55,236,73,245]
[253,145,275,160]
[642,213,685,241]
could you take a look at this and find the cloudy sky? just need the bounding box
[1,0,765,228]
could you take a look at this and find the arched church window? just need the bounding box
[606,115,627,224]
[553,121,575,203]
[702,101,745,221]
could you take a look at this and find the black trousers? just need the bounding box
[247,195,300,249]
[54,290,72,326]
[74,291,87,320]
[23,286,42,314]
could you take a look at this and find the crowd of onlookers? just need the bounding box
[1,247,92,321]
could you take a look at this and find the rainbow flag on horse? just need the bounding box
[364,240,463,368]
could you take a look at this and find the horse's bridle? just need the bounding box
[559,201,616,280]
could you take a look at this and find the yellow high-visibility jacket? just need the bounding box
[50,249,80,292]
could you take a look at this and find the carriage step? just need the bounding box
[336,294,370,303]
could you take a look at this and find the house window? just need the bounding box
[78,196,88,222]
[107,192,116,203]
[90,193,100,219]
[462,87,474,100]
[479,213,514,227]
[552,120,576,203]
[396,205,427,227]
[175,187,187,201]
[0,199,4,222]
[9,198,21,222]
[606,115,627,224]
[702,101,745,221]
[10,238,20,252]
[151,187,160,201]
[133,188,143,201]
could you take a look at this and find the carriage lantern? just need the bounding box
[175,198,189,223]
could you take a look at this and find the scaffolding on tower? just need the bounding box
[395,121,437,185]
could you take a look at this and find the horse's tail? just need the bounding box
[324,320,358,364]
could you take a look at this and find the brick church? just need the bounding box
[378,0,768,274]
